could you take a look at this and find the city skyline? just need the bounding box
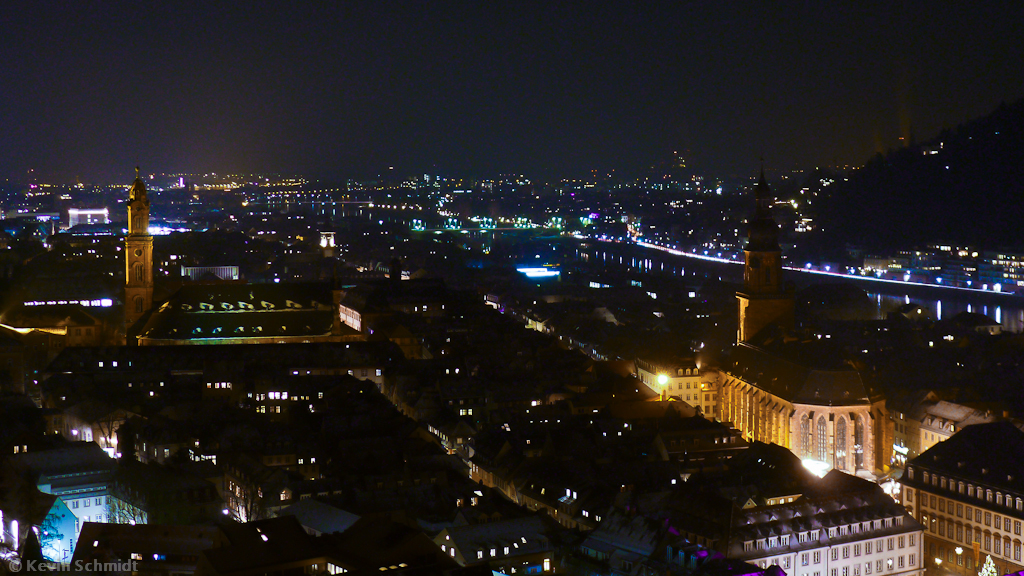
[2,2,1023,181]
[3,70,1024,568]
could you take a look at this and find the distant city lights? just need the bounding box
[24,298,113,307]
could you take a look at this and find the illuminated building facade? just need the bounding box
[664,443,924,576]
[636,356,715,416]
[719,344,888,476]
[68,207,109,228]
[124,168,154,334]
[903,422,1024,576]
[983,251,1024,290]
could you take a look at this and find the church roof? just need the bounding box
[730,343,876,407]
[138,282,342,341]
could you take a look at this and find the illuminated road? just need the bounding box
[625,238,1022,300]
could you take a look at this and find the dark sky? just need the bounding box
[2,1,1022,182]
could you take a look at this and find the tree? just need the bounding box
[229,482,268,523]
[93,408,128,454]
[979,555,997,576]
[106,464,149,525]
[107,493,147,525]
[38,511,65,561]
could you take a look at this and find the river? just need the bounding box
[578,241,1024,333]
[282,199,1024,333]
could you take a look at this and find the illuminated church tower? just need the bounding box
[736,169,793,342]
[124,167,154,333]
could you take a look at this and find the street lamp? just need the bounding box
[657,374,669,400]
[955,548,963,574]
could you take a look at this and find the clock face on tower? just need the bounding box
[134,249,143,257]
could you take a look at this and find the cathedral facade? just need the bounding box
[718,343,888,475]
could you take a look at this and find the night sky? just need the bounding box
[2,2,1022,182]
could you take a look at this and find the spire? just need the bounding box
[754,166,771,216]
[746,166,780,252]
[135,165,140,179]
[128,166,147,203]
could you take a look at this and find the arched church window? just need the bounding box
[836,417,847,471]
[816,416,828,462]
[801,416,811,458]
[133,262,144,282]
[854,416,865,469]
[134,296,144,313]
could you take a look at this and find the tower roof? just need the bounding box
[128,166,147,202]
[746,168,780,252]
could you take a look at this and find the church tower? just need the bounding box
[736,169,793,342]
[124,167,153,334]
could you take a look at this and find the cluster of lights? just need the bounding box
[516,266,560,278]
[25,298,113,307]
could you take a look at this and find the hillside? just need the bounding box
[819,98,1024,252]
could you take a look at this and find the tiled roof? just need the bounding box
[731,343,874,406]
[138,282,337,341]
[445,516,551,556]
[908,421,1024,492]
[279,499,361,534]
